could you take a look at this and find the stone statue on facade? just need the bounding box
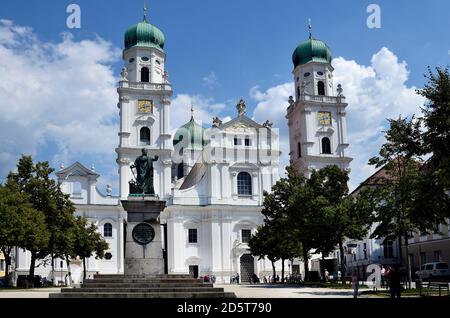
[121,67,128,82]
[236,99,246,116]
[129,149,159,195]
[212,116,222,128]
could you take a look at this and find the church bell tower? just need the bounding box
[286,21,352,176]
[116,6,173,199]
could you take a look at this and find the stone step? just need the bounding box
[81,283,214,288]
[50,292,236,298]
[84,278,202,283]
[94,274,192,279]
[62,287,224,293]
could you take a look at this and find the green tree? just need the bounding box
[368,116,425,286]
[260,165,305,282]
[7,155,77,286]
[70,216,108,281]
[0,182,31,286]
[248,225,280,280]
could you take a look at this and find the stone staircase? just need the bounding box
[49,274,236,298]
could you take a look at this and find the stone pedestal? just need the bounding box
[121,196,166,276]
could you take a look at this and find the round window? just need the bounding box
[132,223,155,245]
[104,253,112,260]
[156,60,161,65]
[304,72,311,77]
[317,71,324,76]
[129,58,135,63]
[141,57,150,62]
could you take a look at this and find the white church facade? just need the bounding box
[11,13,351,285]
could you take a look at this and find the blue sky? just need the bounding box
[0,0,449,193]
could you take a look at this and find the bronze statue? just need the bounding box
[130,149,159,195]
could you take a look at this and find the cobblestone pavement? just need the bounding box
[219,284,371,298]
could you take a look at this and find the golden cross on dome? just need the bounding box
[308,18,313,39]
[143,0,148,22]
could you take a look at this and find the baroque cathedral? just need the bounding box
[12,10,351,284]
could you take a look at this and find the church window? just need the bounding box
[242,229,251,243]
[245,136,251,146]
[321,137,331,154]
[104,223,112,237]
[129,58,135,63]
[141,67,150,82]
[140,127,151,145]
[297,142,301,158]
[141,56,150,62]
[237,172,252,196]
[188,229,198,243]
[177,162,184,179]
[156,59,161,65]
[318,81,325,96]
[72,181,82,196]
[104,253,113,260]
[297,86,300,99]
[317,71,324,76]
[234,137,241,146]
[304,72,310,77]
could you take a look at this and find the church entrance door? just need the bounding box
[240,254,255,283]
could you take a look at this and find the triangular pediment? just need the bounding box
[219,115,264,131]
[56,162,99,181]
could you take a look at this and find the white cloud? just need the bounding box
[250,47,425,190]
[0,20,121,181]
[202,71,219,88]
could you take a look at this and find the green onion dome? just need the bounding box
[124,20,165,51]
[173,116,207,150]
[292,38,332,68]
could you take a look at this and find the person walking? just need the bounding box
[351,270,359,298]
[388,265,402,298]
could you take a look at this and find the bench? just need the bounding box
[419,281,449,297]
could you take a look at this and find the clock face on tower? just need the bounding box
[138,100,153,113]
[318,111,332,126]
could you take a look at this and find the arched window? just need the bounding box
[141,67,149,82]
[317,81,325,96]
[237,172,252,196]
[140,127,150,145]
[322,137,331,154]
[104,223,112,237]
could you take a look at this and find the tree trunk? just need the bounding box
[397,235,403,266]
[302,247,309,282]
[65,255,72,287]
[83,257,86,282]
[339,242,346,284]
[271,260,276,282]
[51,254,56,286]
[28,252,36,288]
[404,232,412,288]
[281,259,285,283]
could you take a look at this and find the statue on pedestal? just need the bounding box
[129,149,159,195]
